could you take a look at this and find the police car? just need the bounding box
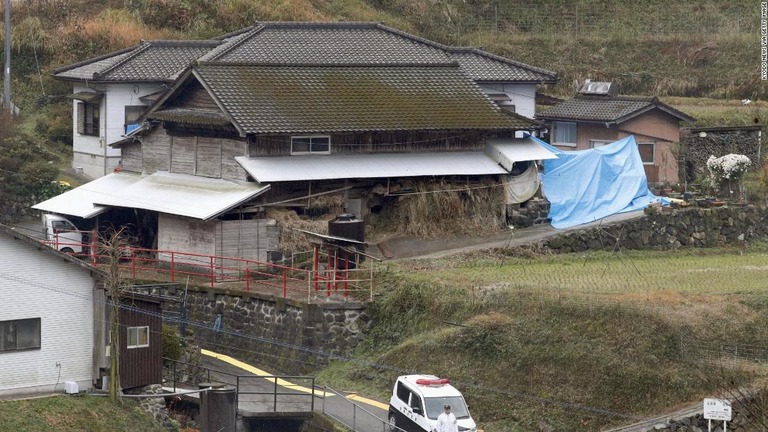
[388,374,477,432]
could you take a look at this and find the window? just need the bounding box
[396,382,411,403]
[124,106,145,134]
[291,136,330,154]
[127,326,149,349]
[638,142,655,164]
[0,318,41,352]
[77,102,100,136]
[553,121,577,146]
[589,139,613,148]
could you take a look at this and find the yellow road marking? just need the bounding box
[346,393,389,410]
[201,349,389,409]
[201,349,332,397]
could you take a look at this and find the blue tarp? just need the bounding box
[537,135,660,229]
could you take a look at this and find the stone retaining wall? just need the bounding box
[152,286,369,375]
[539,205,768,253]
[649,396,758,432]
[507,197,551,228]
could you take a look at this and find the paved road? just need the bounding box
[200,350,392,432]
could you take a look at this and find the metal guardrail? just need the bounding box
[163,358,315,414]
[318,385,403,432]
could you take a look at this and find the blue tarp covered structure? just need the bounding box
[537,135,659,229]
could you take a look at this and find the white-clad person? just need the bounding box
[436,404,458,432]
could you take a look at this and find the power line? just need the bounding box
[2,270,651,422]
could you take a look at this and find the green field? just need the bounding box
[318,244,768,431]
[0,395,167,432]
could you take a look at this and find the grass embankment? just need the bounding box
[318,245,768,431]
[0,395,167,432]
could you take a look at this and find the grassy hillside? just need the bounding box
[0,395,167,432]
[318,245,768,431]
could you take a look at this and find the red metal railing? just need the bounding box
[36,234,374,302]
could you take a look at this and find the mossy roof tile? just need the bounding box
[180,64,535,134]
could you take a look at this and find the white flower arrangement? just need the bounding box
[706,154,751,188]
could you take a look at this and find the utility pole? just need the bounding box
[3,0,10,114]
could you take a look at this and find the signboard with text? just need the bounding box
[703,398,732,421]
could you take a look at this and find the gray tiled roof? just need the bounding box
[161,63,535,135]
[448,48,557,83]
[54,40,221,82]
[56,22,557,85]
[204,22,557,83]
[54,50,133,80]
[205,22,452,65]
[536,95,694,123]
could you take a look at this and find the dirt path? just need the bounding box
[369,210,647,261]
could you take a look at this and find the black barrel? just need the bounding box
[328,214,365,268]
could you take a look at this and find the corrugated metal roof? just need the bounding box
[485,137,558,171]
[33,172,269,220]
[92,171,269,220]
[235,152,509,182]
[193,64,535,134]
[32,172,143,218]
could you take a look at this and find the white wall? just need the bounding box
[72,82,166,178]
[478,83,537,119]
[0,234,96,397]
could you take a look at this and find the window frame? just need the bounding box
[589,139,613,149]
[290,135,331,155]
[126,326,149,349]
[0,318,41,353]
[638,141,656,165]
[552,121,577,147]
[78,101,100,137]
[124,105,145,134]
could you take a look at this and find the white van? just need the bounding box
[41,213,86,254]
[388,374,477,432]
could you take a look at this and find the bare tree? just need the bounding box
[100,226,132,403]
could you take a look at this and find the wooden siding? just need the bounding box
[216,219,278,263]
[222,141,248,182]
[118,298,162,390]
[143,128,172,173]
[0,232,96,397]
[168,81,219,110]
[248,130,490,156]
[170,135,197,175]
[196,137,223,178]
[121,142,143,172]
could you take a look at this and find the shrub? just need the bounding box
[162,325,183,361]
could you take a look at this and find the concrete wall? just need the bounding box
[149,286,368,374]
